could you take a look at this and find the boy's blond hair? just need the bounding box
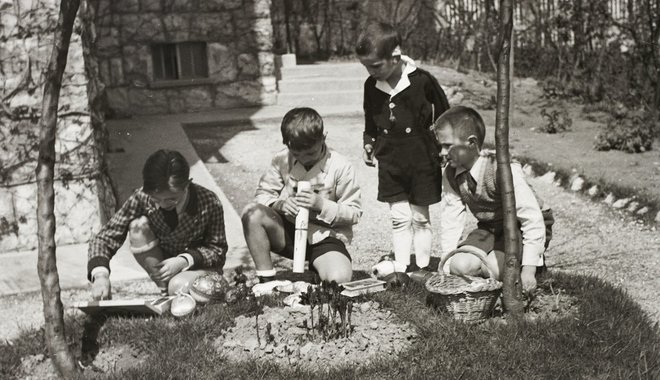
[433,106,486,148]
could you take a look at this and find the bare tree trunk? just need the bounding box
[495,0,524,317]
[36,0,82,377]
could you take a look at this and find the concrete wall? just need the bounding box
[96,0,278,116]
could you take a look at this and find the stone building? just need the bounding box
[0,0,277,252]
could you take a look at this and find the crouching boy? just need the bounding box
[242,107,362,284]
[88,149,227,299]
[433,106,553,292]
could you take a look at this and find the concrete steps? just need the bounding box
[277,62,366,107]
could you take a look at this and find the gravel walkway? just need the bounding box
[186,116,660,322]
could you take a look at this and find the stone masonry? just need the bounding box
[0,0,115,252]
[96,0,277,116]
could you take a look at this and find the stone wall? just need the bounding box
[0,0,115,252]
[96,0,277,116]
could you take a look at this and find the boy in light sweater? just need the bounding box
[433,106,552,292]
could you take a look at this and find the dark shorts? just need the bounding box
[375,135,442,206]
[275,214,351,270]
[458,225,523,255]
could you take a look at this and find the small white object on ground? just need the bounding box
[655,211,660,223]
[603,193,616,205]
[627,201,640,213]
[636,207,649,216]
[371,260,406,279]
[251,280,292,297]
[587,185,599,197]
[570,176,585,192]
[612,198,630,209]
[539,171,556,184]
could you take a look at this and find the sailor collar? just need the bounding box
[375,55,418,98]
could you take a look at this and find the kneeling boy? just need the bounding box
[88,149,227,299]
[242,107,362,284]
[433,106,552,292]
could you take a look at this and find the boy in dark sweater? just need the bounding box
[356,22,449,272]
[433,106,551,292]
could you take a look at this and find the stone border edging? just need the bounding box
[516,156,660,226]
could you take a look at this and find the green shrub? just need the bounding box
[594,108,657,153]
[539,106,573,134]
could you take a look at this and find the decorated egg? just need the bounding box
[189,273,230,304]
[170,293,196,317]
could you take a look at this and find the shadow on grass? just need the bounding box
[2,271,659,379]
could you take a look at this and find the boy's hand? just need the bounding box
[91,273,111,300]
[154,257,188,283]
[279,197,300,218]
[363,144,375,167]
[296,189,324,212]
[521,265,537,293]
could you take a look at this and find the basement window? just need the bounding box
[151,42,209,81]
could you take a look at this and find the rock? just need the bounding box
[539,171,556,184]
[656,211,660,223]
[300,342,314,356]
[636,207,649,216]
[370,322,378,330]
[587,185,599,197]
[522,164,535,177]
[264,345,274,354]
[627,202,640,213]
[612,198,630,209]
[603,193,616,205]
[243,337,259,352]
[570,176,585,192]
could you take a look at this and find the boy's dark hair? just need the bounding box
[355,22,401,59]
[142,149,190,193]
[281,107,325,151]
[433,106,486,148]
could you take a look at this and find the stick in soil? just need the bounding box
[255,313,260,346]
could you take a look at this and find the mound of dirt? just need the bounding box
[215,301,417,370]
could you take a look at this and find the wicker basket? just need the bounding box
[425,246,502,323]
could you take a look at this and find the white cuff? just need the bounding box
[91,267,110,282]
[316,199,338,225]
[521,244,545,267]
[256,269,277,277]
[177,253,194,271]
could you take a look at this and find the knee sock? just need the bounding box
[411,204,432,268]
[390,202,413,265]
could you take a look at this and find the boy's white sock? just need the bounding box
[256,269,277,278]
[411,204,432,268]
[390,201,413,265]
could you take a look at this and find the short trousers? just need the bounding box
[375,135,442,206]
[458,225,522,255]
[275,214,351,271]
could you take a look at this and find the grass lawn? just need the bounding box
[2,271,659,379]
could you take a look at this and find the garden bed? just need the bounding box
[4,271,659,379]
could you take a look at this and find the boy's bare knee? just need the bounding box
[129,216,152,235]
[449,253,482,277]
[241,202,267,226]
[314,252,352,284]
[321,268,352,284]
